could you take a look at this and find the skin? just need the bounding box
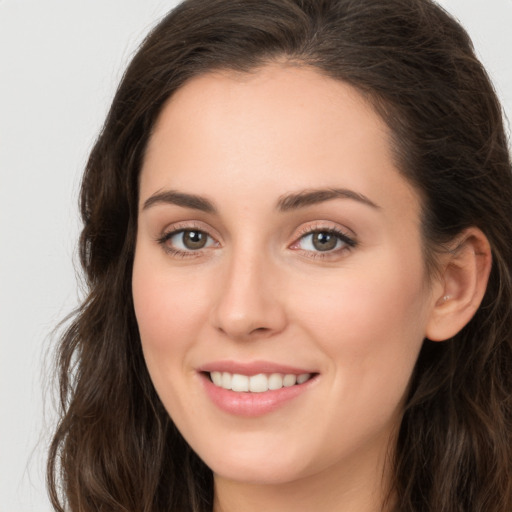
[132,64,445,512]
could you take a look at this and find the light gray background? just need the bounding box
[1,1,511,511]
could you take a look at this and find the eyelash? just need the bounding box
[290,225,357,259]
[156,223,218,259]
[156,223,357,260]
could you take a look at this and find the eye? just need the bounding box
[291,227,357,255]
[159,228,218,255]
[300,231,341,252]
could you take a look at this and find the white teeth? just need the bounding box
[283,374,297,387]
[297,373,310,384]
[249,373,268,393]
[211,371,222,386]
[209,371,312,392]
[221,372,232,390]
[268,373,283,390]
[231,374,249,392]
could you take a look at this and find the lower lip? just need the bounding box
[200,373,317,417]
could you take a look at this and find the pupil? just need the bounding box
[313,232,337,251]
[184,230,206,249]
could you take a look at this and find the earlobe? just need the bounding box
[425,227,492,342]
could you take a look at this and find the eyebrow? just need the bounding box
[277,188,380,211]
[142,187,379,213]
[142,190,216,213]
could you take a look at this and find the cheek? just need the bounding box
[131,253,215,426]
[298,266,426,343]
[292,252,429,401]
[132,252,209,363]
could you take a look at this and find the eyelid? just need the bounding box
[156,220,221,257]
[289,221,358,256]
[292,220,356,239]
[157,220,221,240]
[154,219,357,259]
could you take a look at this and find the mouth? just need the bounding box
[197,361,318,416]
[207,371,314,392]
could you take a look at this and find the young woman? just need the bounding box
[47,1,512,511]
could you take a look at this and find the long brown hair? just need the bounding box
[47,1,512,510]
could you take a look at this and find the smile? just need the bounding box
[199,364,318,416]
[209,371,313,392]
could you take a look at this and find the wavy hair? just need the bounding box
[48,1,512,510]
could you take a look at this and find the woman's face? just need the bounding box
[133,65,438,486]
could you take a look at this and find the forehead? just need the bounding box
[140,64,419,224]
[146,64,388,164]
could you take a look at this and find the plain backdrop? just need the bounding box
[0,1,511,511]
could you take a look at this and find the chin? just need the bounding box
[189,431,319,486]
[208,458,307,485]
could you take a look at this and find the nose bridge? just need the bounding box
[212,240,286,339]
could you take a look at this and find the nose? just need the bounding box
[211,248,287,340]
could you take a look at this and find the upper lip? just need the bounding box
[197,360,316,376]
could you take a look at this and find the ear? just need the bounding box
[425,227,492,342]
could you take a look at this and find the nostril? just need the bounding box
[251,326,270,333]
